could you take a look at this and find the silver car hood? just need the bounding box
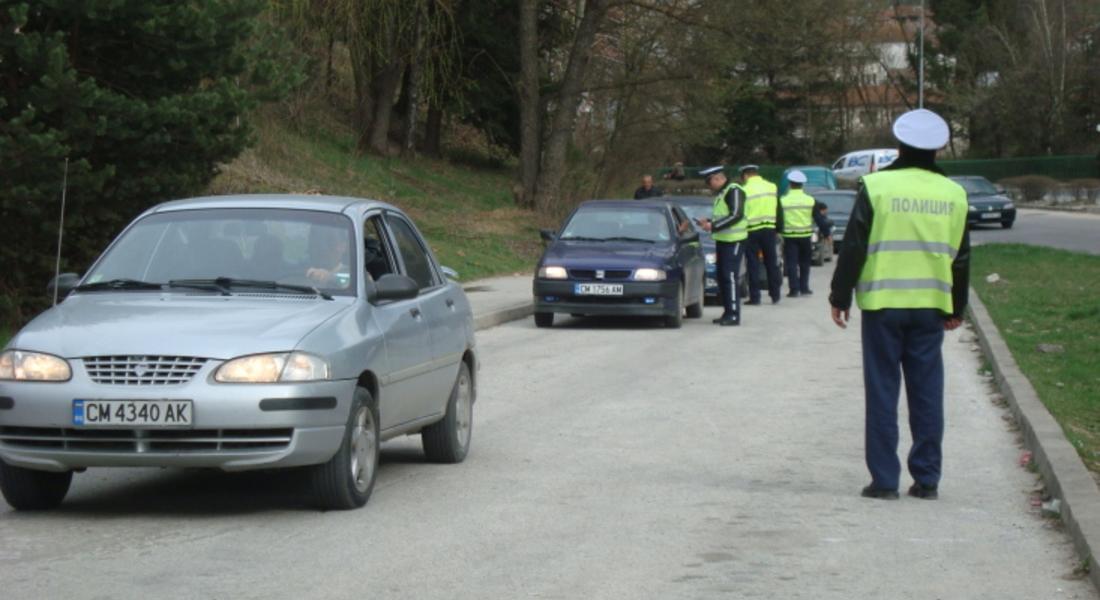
[10,293,354,359]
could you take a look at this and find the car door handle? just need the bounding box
[410,307,422,318]
[445,298,455,308]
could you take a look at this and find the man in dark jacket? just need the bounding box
[634,175,664,199]
[829,108,971,501]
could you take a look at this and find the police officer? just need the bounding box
[740,165,782,305]
[780,170,816,297]
[696,166,747,326]
[829,108,971,501]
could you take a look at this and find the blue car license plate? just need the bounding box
[72,399,193,427]
[574,283,623,296]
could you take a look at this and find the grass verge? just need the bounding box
[207,108,547,281]
[0,326,9,348]
[972,244,1100,471]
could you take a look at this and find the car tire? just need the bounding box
[422,361,474,463]
[1002,220,1014,229]
[310,387,379,510]
[685,281,704,319]
[0,461,72,511]
[665,282,684,328]
[534,312,553,328]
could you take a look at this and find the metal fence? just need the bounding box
[658,155,1100,185]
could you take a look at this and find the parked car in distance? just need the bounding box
[950,175,1017,229]
[534,200,705,328]
[0,194,477,511]
[662,196,719,302]
[831,149,898,185]
[778,165,838,197]
[811,190,858,256]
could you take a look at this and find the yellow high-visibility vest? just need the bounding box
[780,189,815,238]
[742,175,778,232]
[712,182,748,243]
[855,168,968,312]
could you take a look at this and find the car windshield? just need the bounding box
[952,176,998,195]
[814,192,857,215]
[82,208,357,296]
[560,206,671,243]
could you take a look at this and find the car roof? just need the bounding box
[578,199,670,210]
[784,165,830,172]
[148,194,396,214]
[663,195,711,205]
[813,190,857,197]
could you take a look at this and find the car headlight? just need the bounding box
[633,268,667,281]
[0,350,72,382]
[1004,202,1014,209]
[538,265,568,279]
[704,252,716,265]
[968,204,977,212]
[214,352,330,383]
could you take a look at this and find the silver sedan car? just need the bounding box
[0,195,477,511]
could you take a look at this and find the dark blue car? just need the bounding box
[663,196,718,301]
[533,200,706,328]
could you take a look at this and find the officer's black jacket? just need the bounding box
[829,153,971,318]
[633,186,664,199]
[712,185,746,235]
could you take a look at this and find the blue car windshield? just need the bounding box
[951,177,998,196]
[560,207,672,243]
[83,208,358,296]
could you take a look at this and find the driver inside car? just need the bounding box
[305,226,351,288]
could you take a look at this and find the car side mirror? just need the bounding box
[539,229,556,242]
[371,274,419,304]
[441,266,459,281]
[47,272,80,301]
[679,230,700,244]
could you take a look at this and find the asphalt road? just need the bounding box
[970,208,1100,255]
[1,266,1096,599]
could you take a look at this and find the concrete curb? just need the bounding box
[473,302,533,331]
[968,290,1100,590]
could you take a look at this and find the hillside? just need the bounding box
[207,109,547,282]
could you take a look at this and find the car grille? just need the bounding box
[83,355,207,385]
[569,269,633,281]
[0,426,293,452]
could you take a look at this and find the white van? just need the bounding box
[831,149,898,184]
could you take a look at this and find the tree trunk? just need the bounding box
[360,63,404,155]
[532,0,608,213]
[422,104,444,157]
[517,0,542,209]
[402,13,426,157]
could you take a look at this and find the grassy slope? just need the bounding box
[208,110,545,282]
[971,244,1100,470]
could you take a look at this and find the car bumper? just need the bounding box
[968,207,1016,225]
[0,376,356,472]
[533,279,682,317]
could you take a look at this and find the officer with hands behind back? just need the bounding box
[696,166,748,326]
[829,108,971,502]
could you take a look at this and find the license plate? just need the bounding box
[980,212,1000,220]
[574,283,624,296]
[706,278,717,288]
[73,400,193,427]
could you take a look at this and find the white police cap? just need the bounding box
[787,170,807,184]
[699,166,725,179]
[738,164,760,173]
[892,108,950,150]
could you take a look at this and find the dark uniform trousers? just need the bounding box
[784,237,812,294]
[745,228,782,303]
[861,308,945,490]
[715,241,743,319]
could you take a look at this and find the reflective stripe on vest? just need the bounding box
[712,182,748,243]
[742,176,778,232]
[780,189,815,237]
[855,169,968,312]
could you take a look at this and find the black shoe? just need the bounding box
[771,297,780,304]
[712,313,734,324]
[907,483,938,500]
[801,289,813,296]
[786,291,800,298]
[717,316,740,326]
[861,485,899,500]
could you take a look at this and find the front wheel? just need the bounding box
[309,387,379,510]
[0,461,72,510]
[422,361,474,463]
[685,280,704,319]
[664,282,684,328]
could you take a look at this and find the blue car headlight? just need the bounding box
[634,268,667,281]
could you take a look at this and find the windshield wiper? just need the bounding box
[166,279,233,296]
[201,277,334,300]
[74,279,164,292]
[601,236,657,244]
[558,236,606,242]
